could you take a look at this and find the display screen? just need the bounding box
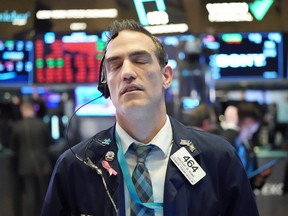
[157,34,201,69]
[74,85,115,117]
[209,32,284,81]
[0,40,34,85]
[34,32,107,84]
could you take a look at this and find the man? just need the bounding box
[10,100,52,216]
[221,102,271,189]
[184,103,222,134]
[41,19,259,216]
[220,105,240,144]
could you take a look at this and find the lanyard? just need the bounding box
[115,132,163,210]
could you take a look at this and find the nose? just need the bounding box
[121,59,137,82]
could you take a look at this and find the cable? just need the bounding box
[65,94,102,158]
[65,93,119,215]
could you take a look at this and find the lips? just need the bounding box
[121,84,142,95]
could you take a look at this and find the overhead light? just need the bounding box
[206,2,253,22]
[133,0,187,34]
[12,20,27,26]
[134,0,167,26]
[36,9,118,20]
[70,22,87,31]
[147,11,169,25]
[145,23,189,34]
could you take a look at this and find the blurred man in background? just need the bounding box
[221,102,272,189]
[10,99,52,216]
[184,103,222,134]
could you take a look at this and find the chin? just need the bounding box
[122,101,150,113]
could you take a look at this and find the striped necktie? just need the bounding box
[130,143,155,216]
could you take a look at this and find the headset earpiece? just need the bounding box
[97,32,120,98]
[97,55,110,98]
[165,53,169,65]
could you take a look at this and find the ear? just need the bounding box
[162,65,173,90]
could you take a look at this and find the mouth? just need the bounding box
[121,85,142,95]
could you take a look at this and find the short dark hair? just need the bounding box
[105,19,168,68]
[237,102,261,122]
[186,103,212,127]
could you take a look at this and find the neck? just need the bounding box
[116,110,167,144]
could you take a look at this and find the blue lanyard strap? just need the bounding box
[115,132,163,210]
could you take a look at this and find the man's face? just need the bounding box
[240,117,260,140]
[104,30,172,116]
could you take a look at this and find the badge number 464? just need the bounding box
[183,155,199,172]
[170,147,206,185]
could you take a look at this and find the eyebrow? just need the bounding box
[105,50,152,63]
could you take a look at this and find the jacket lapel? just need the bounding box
[163,142,186,215]
[88,127,126,215]
[163,118,201,216]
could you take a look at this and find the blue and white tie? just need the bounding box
[130,143,155,216]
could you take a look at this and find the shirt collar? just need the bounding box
[115,115,172,157]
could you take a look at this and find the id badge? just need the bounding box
[170,147,206,185]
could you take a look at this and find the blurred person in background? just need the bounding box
[0,104,13,150]
[220,105,239,144]
[220,102,272,189]
[10,99,52,216]
[184,103,222,134]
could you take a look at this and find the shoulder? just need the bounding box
[191,128,235,158]
[169,116,236,155]
[11,120,24,133]
[55,126,115,169]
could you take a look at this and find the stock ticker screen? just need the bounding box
[34,32,107,84]
[209,32,284,81]
[0,40,34,85]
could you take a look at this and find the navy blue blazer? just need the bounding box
[41,117,259,216]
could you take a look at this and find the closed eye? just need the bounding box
[105,58,122,72]
[131,52,152,64]
[134,57,149,64]
[110,63,122,71]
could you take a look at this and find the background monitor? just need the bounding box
[209,32,284,81]
[0,40,34,86]
[34,31,107,84]
[74,85,115,117]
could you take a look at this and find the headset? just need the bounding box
[97,55,110,99]
[97,32,119,99]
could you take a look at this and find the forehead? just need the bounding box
[105,30,156,58]
[242,117,258,124]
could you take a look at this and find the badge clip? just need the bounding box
[180,139,196,153]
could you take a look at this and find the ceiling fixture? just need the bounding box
[133,0,189,34]
[206,2,253,22]
[70,22,87,31]
[36,9,118,20]
[144,23,189,34]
